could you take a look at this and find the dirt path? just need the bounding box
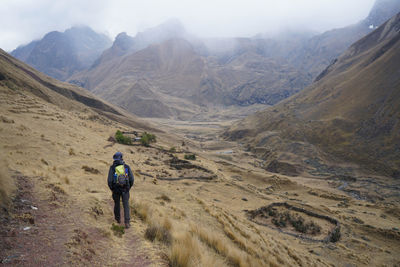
[0,172,155,266]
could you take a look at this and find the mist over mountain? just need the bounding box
[224,12,400,177]
[11,26,112,81]
[289,0,400,79]
[67,0,398,119]
[8,0,400,120]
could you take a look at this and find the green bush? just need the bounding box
[140,132,156,147]
[184,154,196,160]
[115,130,132,145]
[169,147,176,153]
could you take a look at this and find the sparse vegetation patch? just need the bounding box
[184,154,196,160]
[82,165,100,174]
[247,202,340,242]
[111,223,125,237]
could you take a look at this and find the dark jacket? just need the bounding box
[107,159,134,193]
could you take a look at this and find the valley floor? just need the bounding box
[1,87,400,266]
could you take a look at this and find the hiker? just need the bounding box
[107,152,134,228]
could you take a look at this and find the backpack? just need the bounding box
[114,165,129,187]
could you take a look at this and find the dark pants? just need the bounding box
[112,191,130,223]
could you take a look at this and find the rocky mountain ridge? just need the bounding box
[224,13,400,178]
[11,26,112,81]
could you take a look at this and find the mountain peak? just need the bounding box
[364,0,400,27]
[11,26,112,81]
[113,32,135,51]
[134,18,188,45]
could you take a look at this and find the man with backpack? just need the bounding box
[107,152,134,229]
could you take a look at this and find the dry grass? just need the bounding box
[145,218,172,244]
[0,159,15,208]
[169,232,201,267]
[197,198,264,263]
[190,224,261,267]
[63,176,70,184]
[156,194,171,203]
[131,201,152,222]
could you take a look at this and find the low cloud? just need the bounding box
[0,0,375,51]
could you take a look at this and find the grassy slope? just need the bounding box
[1,47,400,266]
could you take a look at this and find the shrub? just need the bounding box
[307,221,322,235]
[289,215,306,233]
[184,154,196,160]
[68,148,75,156]
[330,227,341,242]
[267,207,276,217]
[140,132,156,147]
[115,130,132,145]
[169,147,176,153]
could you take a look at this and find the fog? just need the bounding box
[1,0,375,51]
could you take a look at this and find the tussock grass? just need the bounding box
[169,232,201,267]
[132,201,172,244]
[190,224,258,267]
[195,197,269,266]
[145,218,172,244]
[132,199,267,266]
[131,202,151,222]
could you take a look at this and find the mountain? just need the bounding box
[289,0,400,78]
[11,26,112,81]
[69,22,311,118]
[90,19,190,68]
[224,13,400,178]
[68,1,399,119]
[70,38,213,119]
[0,48,151,130]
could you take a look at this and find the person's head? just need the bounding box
[113,151,123,161]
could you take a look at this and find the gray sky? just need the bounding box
[1,0,375,51]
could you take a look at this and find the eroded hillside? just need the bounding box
[225,13,400,178]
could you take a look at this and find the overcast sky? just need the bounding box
[1,0,376,51]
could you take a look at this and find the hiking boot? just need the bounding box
[125,222,130,229]
[116,219,121,223]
